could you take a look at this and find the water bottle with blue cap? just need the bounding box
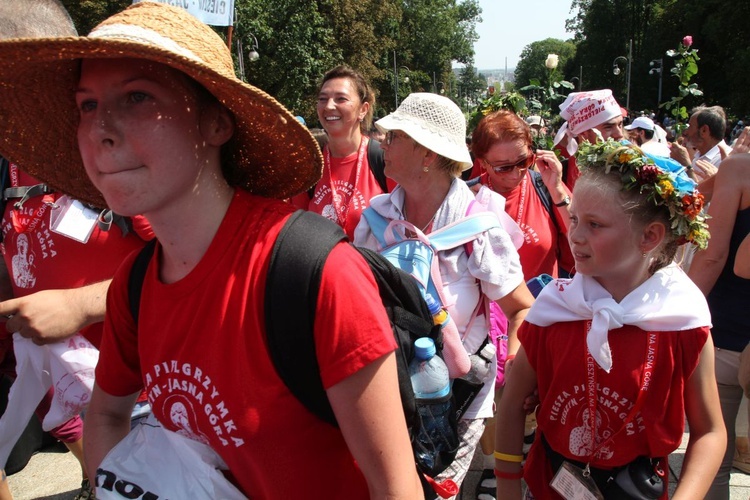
[409,337,457,470]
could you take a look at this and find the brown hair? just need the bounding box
[577,169,678,274]
[319,65,375,134]
[471,110,532,160]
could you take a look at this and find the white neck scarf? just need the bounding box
[525,263,711,372]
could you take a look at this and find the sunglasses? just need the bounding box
[483,151,537,174]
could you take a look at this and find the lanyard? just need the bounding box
[8,163,55,234]
[323,136,368,227]
[583,320,657,470]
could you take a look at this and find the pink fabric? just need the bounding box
[35,387,83,443]
[488,301,509,385]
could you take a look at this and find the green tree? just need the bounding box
[64,0,484,123]
[514,38,576,90]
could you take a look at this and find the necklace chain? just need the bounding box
[403,205,437,233]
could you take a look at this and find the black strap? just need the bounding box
[307,139,388,199]
[264,210,347,427]
[128,239,157,326]
[367,139,387,192]
[529,170,553,216]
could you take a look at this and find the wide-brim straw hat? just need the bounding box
[0,1,322,207]
[375,93,473,171]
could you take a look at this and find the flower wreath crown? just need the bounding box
[576,139,710,249]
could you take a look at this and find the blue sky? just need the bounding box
[470,0,576,70]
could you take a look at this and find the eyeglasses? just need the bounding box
[483,152,536,174]
[385,130,408,145]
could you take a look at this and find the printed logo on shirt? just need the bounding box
[548,383,646,460]
[518,221,541,245]
[313,180,367,226]
[2,216,59,289]
[144,360,246,449]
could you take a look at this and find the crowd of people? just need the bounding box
[0,2,748,500]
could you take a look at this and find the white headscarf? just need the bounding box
[525,263,711,372]
[553,90,622,156]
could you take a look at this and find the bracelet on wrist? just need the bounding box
[494,451,524,463]
[494,468,524,480]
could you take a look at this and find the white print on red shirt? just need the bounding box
[144,360,246,449]
[547,383,647,460]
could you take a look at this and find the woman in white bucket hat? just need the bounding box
[354,93,534,495]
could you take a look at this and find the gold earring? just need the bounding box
[642,252,647,258]
[423,166,429,173]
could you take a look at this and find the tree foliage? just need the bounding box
[514,38,577,89]
[566,0,750,119]
[65,0,482,125]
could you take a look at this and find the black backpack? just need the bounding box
[127,210,459,498]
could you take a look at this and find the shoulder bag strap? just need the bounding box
[264,210,347,427]
[128,239,158,326]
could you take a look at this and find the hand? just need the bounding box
[0,288,95,345]
[534,150,563,188]
[731,127,750,155]
[670,141,692,167]
[693,159,719,183]
[523,388,540,414]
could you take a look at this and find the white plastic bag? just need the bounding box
[95,414,246,499]
[0,333,98,468]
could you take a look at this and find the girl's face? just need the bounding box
[76,58,228,217]
[568,179,653,301]
[316,77,368,139]
[481,139,533,193]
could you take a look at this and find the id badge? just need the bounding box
[550,461,604,500]
[49,195,98,244]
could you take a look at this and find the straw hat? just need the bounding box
[0,1,322,206]
[375,93,473,171]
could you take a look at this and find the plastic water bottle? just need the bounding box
[464,342,496,384]
[409,337,457,472]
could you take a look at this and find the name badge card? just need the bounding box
[50,195,98,244]
[550,461,604,500]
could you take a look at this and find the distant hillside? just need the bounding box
[452,66,515,83]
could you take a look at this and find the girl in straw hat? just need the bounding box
[0,2,421,498]
[354,93,535,496]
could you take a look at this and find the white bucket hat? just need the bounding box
[375,93,473,171]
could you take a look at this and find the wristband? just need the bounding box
[494,468,524,480]
[494,451,524,462]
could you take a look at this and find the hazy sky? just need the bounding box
[471,0,576,70]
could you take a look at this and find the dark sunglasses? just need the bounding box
[484,151,537,174]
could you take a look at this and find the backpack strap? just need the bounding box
[264,210,347,427]
[367,139,388,192]
[361,206,390,249]
[128,239,157,326]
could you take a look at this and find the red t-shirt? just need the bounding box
[291,138,385,239]
[520,320,708,499]
[96,190,397,498]
[478,171,570,280]
[0,167,148,349]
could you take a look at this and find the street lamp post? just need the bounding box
[649,58,663,106]
[612,38,632,110]
[392,51,411,108]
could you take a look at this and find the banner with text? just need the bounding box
[133,0,234,27]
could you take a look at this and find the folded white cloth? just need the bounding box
[526,263,711,372]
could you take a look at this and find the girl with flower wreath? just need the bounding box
[494,139,725,499]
